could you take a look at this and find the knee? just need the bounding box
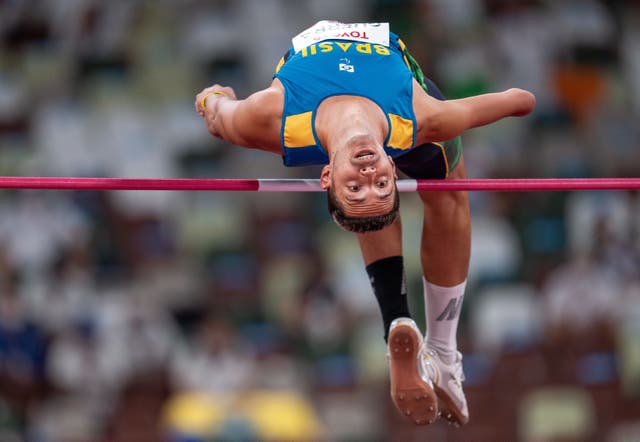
[419,189,469,218]
[418,156,470,217]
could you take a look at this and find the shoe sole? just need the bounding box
[433,384,469,426]
[388,324,438,425]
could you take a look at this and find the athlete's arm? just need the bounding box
[414,85,536,143]
[195,83,283,153]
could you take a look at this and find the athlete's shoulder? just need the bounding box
[411,78,450,145]
[255,82,284,101]
[227,82,284,152]
[245,82,284,119]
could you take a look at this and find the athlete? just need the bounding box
[195,21,535,426]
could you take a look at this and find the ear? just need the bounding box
[320,165,332,190]
[388,155,398,180]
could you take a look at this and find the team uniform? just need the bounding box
[273,21,462,179]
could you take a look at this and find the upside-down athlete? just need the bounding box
[195,20,535,426]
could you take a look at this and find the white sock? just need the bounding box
[423,277,466,364]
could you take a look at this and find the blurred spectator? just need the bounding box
[542,251,619,333]
[0,279,47,385]
[0,193,89,277]
[169,313,257,395]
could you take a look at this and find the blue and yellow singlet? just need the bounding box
[274,22,419,167]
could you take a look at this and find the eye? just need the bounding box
[349,185,361,192]
[376,181,387,188]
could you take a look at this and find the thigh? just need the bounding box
[417,154,469,206]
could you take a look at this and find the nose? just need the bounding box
[360,165,376,176]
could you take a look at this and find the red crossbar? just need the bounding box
[413,178,640,192]
[0,177,639,192]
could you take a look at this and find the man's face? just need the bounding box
[321,143,398,217]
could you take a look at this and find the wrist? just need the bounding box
[201,91,229,111]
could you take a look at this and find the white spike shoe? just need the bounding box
[387,318,439,425]
[420,347,469,425]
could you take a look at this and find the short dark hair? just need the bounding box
[326,184,400,233]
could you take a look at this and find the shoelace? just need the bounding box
[424,349,465,388]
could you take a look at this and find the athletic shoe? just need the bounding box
[420,347,469,425]
[387,318,439,425]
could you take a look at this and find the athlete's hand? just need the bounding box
[195,85,237,116]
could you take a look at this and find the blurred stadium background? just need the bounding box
[1,0,639,441]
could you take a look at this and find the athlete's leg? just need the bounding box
[358,217,438,425]
[418,155,470,287]
[417,155,470,425]
[357,217,406,342]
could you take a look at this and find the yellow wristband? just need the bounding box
[201,91,229,110]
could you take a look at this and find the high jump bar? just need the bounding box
[0,177,639,192]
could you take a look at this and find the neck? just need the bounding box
[315,96,387,160]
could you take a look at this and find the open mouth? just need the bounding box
[354,149,377,162]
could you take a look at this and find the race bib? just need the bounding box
[292,21,390,53]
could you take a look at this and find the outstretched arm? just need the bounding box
[195,84,283,153]
[416,87,536,143]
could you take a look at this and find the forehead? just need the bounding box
[342,198,395,218]
[338,188,396,217]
